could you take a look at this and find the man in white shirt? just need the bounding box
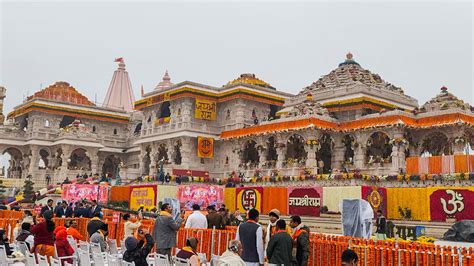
[185,204,208,229]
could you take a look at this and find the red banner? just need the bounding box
[288,187,322,217]
[236,187,263,212]
[361,186,387,216]
[430,189,474,222]
[98,185,109,205]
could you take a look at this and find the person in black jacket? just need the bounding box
[266,220,293,266]
[123,229,155,266]
[40,199,54,217]
[86,212,105,237]
[375,210,387,240]
[55,201,73,218]
[290,216,310,266]
[73,202,89,217]
[89,200,102,218]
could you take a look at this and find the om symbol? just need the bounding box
[440,190,464,215]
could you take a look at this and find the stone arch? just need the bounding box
[113,128,118,135]
[342,134,355,164]
[266,136,278,162]
[0,147,23,178]
[157,143,168,161]
[172,140,182,165]
[316,133,334,173]
[38,149,50,169]
[134,123,142,135]
[142,146,151,175]
[68,148,91,171]
[366,132,391,163]
[59,115,75,128]
[102,154,121,178]
[159,101,171,118]
[420,131,451,156]
[286,134,307,162]
[242,139,259,166]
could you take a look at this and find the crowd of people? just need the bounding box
[0,198,365,266]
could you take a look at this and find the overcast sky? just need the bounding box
[1,1,473,115]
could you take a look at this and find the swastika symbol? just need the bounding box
[242,190,257,210]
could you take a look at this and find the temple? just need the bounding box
[0,54,473,188]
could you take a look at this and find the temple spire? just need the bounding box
[103,58,135,112]
[155,70,174,90]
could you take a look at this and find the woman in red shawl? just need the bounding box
[30,210,55,257]
[54,229,74,265]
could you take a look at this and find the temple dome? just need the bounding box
[420,86,472,112]
[300,53,405,96]
[155,70,174,90]
[28,81,95,106]
[225,73,275,90]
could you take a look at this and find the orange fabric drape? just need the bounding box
[454,155,468,173]
[469,155,474,173]
[110,186,131,202]
[405,157,419,175]
[428,156,442,174]
[262,187,288,216]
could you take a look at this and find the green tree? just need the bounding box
[23,178,35,203]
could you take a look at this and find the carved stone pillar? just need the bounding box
[89,151,99,176]
[258,146,267,168]
[181,100,193,123]
[276,145,286,169]
[28,146,39,177]
[58,146,72,182]
[180,138,192,169]
[332,135,345,170]
[305,145,317,169]
[149,145,159,176]
[390,145,400,175]
[354,145,366,169]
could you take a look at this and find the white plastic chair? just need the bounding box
[173,256,190,266]
[91,242,102,253]
[79,240,89,252]
[64,262,73,266]
[25,249,38,266]
[50,257,61,266]
[107,253,122,266]
[154,253,171,265]
[122,260,135,266]
[92,252,107,266]
[109,239,120,255]
[54,243,76,265]
[78,249,92,265]
[0,245,15,266]
[38,254,49,266]
[17,241,29,256]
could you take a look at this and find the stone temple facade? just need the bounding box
[0,54,473,188]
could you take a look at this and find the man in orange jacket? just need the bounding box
[67,220,84,242]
